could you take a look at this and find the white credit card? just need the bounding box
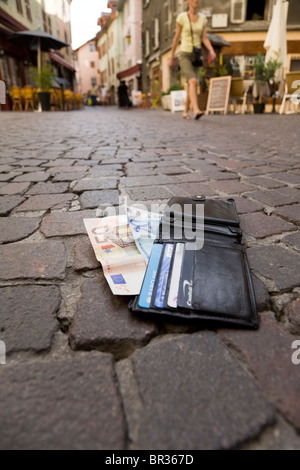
[168,243,185,309]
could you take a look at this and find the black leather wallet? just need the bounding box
[129,197,259,329]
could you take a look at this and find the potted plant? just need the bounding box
[31,64,54,111]
[253,53,282,114]
[161,84,184,111]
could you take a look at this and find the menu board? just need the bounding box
[206,76,232,115]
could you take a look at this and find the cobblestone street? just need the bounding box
[0,107,299,450]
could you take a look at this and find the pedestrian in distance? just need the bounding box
[169,0,216,120]
[90,85,98,106]
[118,80,132,109]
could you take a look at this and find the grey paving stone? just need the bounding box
[287,299,300,335]
[0,195,25,215]
[0,241,67,280]
[120,333,274,450]
[0,217,40,244]
[79,190,120,209]
[234,197,264,214]
[69,278,158,359]
[74,237,100,271]
[0,354,126,450]
[46,166,90,175]
[52,171,88,182]
[0,285,60,354]
[208,179,257,195]
[247,245,300,291]
[26,182,69,195]
[168,182,217,197]
[15,194,74,212]
[0,182,31,196]
[273,205,300,225]
[246,177,286,189]
[221,316,300,431]
[246,189,300,207]
[40,210,97,237]
[126,186,173,201]
[283,232,300,251]
[121,175,178,187]
[73,178,118,192]
[253,277,270,312]
[88,164,123,175]
[13,172,49,183]
[268,172,300,185]
[174,172,209,183]
[239,212,296,239]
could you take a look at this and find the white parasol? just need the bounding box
[264,0,289,82]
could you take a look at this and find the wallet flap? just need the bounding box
[165,197,240,227]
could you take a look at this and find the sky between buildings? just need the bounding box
[70,0,110,50]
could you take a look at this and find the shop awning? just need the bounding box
[117,63,140,80]
[50,51,75,72]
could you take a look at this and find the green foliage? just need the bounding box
[254,53,282,82]
[31,64,54,91]
[212,65,228,77]
[162,84,185,96]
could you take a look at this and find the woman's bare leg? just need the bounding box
[189,77,202,117]
[183,83,190,118]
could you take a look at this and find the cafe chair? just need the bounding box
[10,86,23,111]
[21,86,35,111]
[229,78,248,115]
[280,72,300,114]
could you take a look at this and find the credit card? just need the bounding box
[138,244,163,309]
[154,243,174,309]
[177,244,195,309]
[167,243,185,308]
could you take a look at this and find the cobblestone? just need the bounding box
[0,109,299,450]
[0,285,60,354]
[0,241,67,280]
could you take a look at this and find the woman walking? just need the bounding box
[169,0,216,120]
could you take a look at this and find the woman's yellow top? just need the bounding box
[176,12,207,53]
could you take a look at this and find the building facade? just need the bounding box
[96,1,122,104]
[142,0,300,95]
[198,0,300,79]
[0,0,75,99]
[116,0,142,95]
[74,38,99,97]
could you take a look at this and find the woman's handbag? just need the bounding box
[188,13,203,67]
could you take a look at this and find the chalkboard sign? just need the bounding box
[206,76,232,115]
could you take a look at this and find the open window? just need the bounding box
[231,0,272,24]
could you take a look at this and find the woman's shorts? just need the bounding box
[179,52,199,82]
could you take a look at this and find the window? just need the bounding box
[231,0,246,24]
[154,18,160,50]
[42,10,47,31]
[164,2,171,40]
[90,61,95,68]
[48,16,52,35]
[16,0,23,14]
[91,77,97,87]
[89,43,95,52]
[25,0,32,21]
[246,0,269,21]
[145,30,150,57]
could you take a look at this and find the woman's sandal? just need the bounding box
[182,114,191,120]
[194,112,205,120]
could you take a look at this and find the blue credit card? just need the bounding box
[138,244,163,309]
[154,243,174,309]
